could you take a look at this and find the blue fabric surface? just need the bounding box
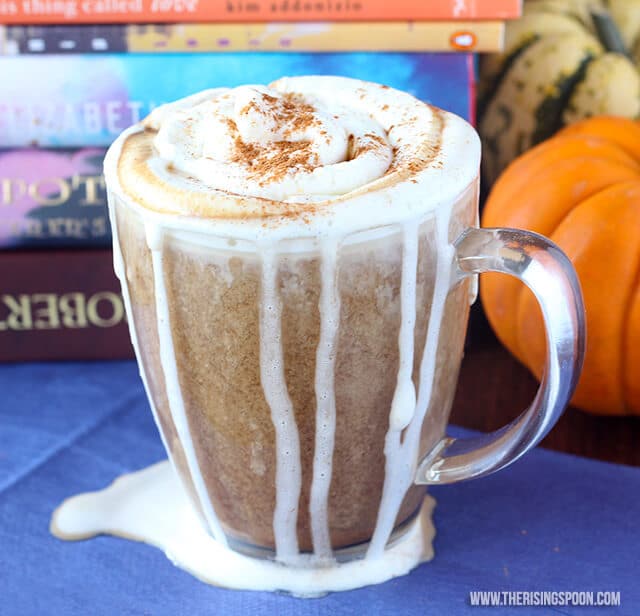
[1,361,638,615]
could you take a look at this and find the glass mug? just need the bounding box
[103,77,585,580]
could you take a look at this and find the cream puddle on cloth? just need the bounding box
[50,461,436,597]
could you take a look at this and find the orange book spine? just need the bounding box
[0,0,521,25]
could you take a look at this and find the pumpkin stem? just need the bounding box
[590,9,632,58]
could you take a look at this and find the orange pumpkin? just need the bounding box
[481,116,640,415]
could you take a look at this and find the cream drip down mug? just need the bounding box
[100,76,585,585]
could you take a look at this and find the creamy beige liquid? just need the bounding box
[51,76,480,594]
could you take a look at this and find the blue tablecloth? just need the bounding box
[1,361,638,615]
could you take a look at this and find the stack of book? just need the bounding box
[0,0,520,362]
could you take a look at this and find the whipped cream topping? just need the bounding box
[146,84,393,202]
[106,76,480,238]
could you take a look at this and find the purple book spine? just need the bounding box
[0,147,110,249]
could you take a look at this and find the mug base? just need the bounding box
[50,459,436,597]
[226,505,424,564]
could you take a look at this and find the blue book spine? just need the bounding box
[0,52,474,148]
[0,52,474,248]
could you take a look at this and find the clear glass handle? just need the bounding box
[415,227,585,485]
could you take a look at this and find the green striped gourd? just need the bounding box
[479,0,640,185]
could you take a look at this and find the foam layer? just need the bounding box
[105,76,480,239]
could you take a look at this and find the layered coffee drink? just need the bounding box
[103,76,480,564]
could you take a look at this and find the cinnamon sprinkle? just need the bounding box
[351,132,386,158]
[229,92,323,184]
[238,92,318,136]
[232,134,261,163]
[230,134,318,184]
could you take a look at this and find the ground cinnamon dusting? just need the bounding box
[351,133,386,158]
[259,141,318,186]
[231,135,261,164]
[229,133,318,184]
[230,92,322,183]
[280,93,318,135]
[239,92,318,137]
